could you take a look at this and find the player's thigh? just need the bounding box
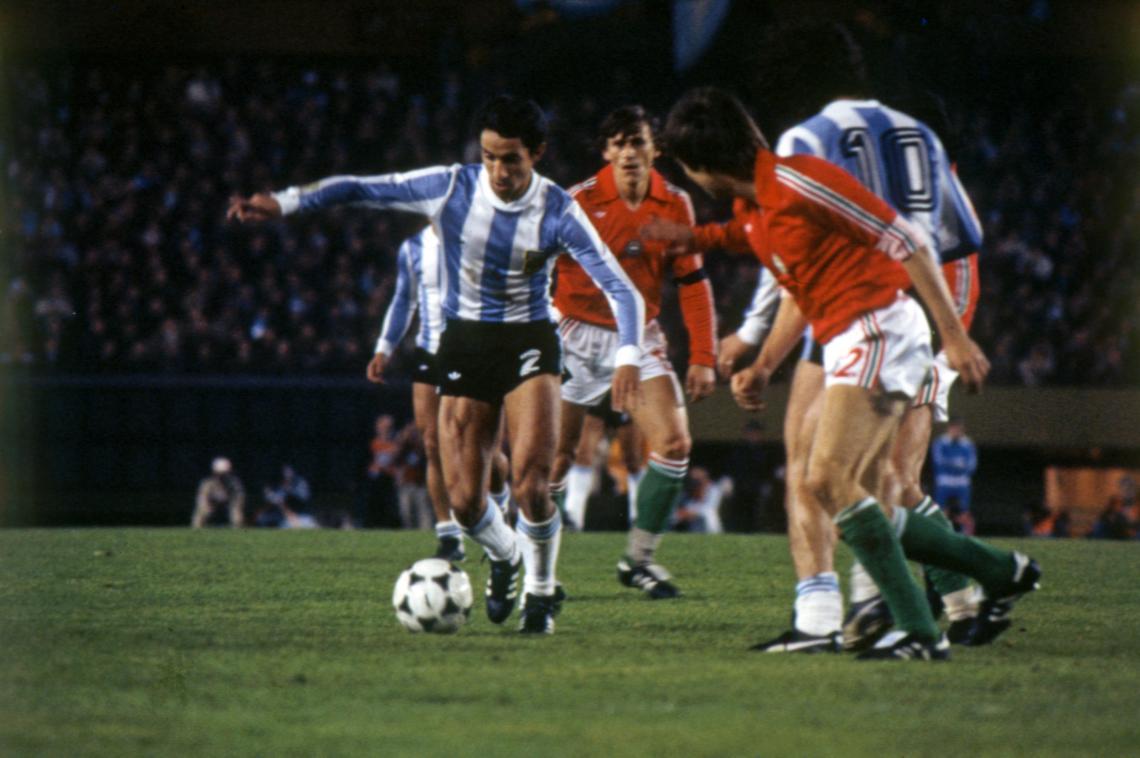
[616,421,646,471]
[438,395,501,491]
[785,360,825,467]
[412,383,441,452]
[891,404,933,482]
[504,374,561,478]
[808,386,906,511]
[573,411,604,465]
[559,401,589,458]
[628,374,690,458]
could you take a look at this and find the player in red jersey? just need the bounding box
[657,87,1039,660]
[551,105,717,598]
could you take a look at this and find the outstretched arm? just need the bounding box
[227,166,458,224]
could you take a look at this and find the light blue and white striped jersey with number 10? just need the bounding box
[375,226,444,357]
[273,163,645,359]
[776,98,982,261]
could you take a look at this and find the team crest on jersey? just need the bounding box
[621,240,643,258]
[521,248,557,275]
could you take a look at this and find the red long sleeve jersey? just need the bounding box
[733,150,923,345]
[556,165,717,367]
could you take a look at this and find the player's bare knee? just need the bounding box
[654,428,691,462]
[806,459,857,513]
[449,497,482,527]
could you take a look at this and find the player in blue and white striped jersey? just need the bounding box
[228,95,645,634]
[366,227,512,564]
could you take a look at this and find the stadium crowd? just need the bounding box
[3,28,1137,384]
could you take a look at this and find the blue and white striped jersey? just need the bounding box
[375,226,444,356]
[274,164,646,361]
[735,266,780,346]
[775,98,943,254]
[738,98,984,344]
[935,166,984,262]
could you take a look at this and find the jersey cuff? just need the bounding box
[375,338,395,357]
[690,352,716,368]
[614,345,641,368]
[272,187,301,216]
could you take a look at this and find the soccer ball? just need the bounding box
[392,558,473,633]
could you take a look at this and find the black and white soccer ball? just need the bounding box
[392,558,474,633]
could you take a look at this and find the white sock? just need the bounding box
[516,510,562,597]
[435,519,462,541]
[942,585,981,622]
[464,502,518,563]
[565,463,594,530]
[489,483,512,515]
[848,560,880,604]
[626,467,644,522]
[794,572,842,635]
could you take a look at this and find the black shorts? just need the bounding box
[411,347,439,386]
[586,391,631,428]
[437,319,562,404]
[800,335,823,365]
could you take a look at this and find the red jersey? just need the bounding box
[556,165,717,367]
[740,150,923,344]
[693,198,760,254]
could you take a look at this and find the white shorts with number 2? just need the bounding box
[823,293,932,399]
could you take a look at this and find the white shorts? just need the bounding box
[822,294,932,399]
[912,350,958,422]
[559,317,680,407]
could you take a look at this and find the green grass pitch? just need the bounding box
[2,529,1138,757]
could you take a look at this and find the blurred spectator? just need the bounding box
[1,44,1134,385]
[1025,502,1072,538]
[362,414,401,528]
[394,421,433,530]
[945,497,976,536]
[724,420,776,532]
[256,464,314,527]
[673,467,728,534]
[1090,475,1139,539]
[191,457,245,527]
[932,418,978,513]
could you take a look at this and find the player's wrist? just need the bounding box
[271,187,301,216]
[614,345,641,367]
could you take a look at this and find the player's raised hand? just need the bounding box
[942,334,991,393]
[685,364,716,402]
[226,193,283,224]
[366,352,389,384]
[640,217,696,257]
[730,364,771,412]
[610,364,642,413]
[717,333,756,380]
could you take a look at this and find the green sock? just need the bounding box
[549,480,567,518]
[911,497,971,597]
[897,504,1014,595]
[836,498,940,641]
[633,456,687,534]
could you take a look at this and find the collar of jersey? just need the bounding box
[478,165,544,212]
[593,164,669,206]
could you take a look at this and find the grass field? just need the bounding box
[2,529,1138,757]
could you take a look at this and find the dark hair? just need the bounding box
[596,105,657,152]
[749,20,868,129]
[475,95,548,153]
[662,87,767,179]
